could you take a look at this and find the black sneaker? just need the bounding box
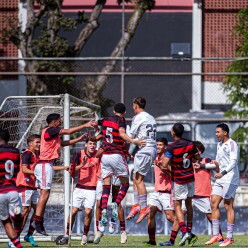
[160,240,174,246]
[35,221,48,236]
[144,241,157,246]
[188,233,198,247]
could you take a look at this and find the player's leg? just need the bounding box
[109,184,119,234]
[81,208,93,246]
[94,199,104,244]
[146,206,157,246]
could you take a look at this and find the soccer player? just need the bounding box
[126,97,157,224]
[56,137,100,246]
[205,123,239,247]
[33,113,93,235]
[161,123,197,246]
[0,129,23,248]
[16,134,41,247]
[145,137,179,246]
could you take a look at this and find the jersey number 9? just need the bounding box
[5,160,14,179]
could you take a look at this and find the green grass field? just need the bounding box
[0,235,247,248]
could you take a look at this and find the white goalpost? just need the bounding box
[0,94,101,238]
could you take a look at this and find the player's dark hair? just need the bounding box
[156,137,168,146]
[0,129,10,143]
[27,134,41,145]
[172,123,184,137]
[193,141,205,154]
[85,136,96,143]
[216,123,229,134]
[133,97,146,109]
[114,103,126,114]
[46,113,61,124]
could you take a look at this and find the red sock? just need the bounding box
[179,222,187,234]
[11,236,22,248]
[96,221,99,231]
[187,222,192,233]
[120,221,126,231]
[66,223,70,235]
[83,225,89,235]
[170,230,178,244]
[101,185,111,210]
[116,184,129,205]
[27,220,35,236]
[148,227,156,243]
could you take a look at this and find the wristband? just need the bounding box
[221,170,227,176]
[200,164,206,169]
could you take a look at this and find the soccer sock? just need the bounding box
[15,228,22,238]
[133,190,139,205]
[219,227,223,236]
[116,183,129,205]
[139,194,147,209]
[187,222,192,233]
[96,221,99,231]
[170,230,178,244]
[11,236,22,248]
[212,219,220,236]
[112,193,117,203]
[66,223,70,235]
[101,185,111,210]
[179,222,187,234]
[27,220,35,236]
[148,227,156,243]
[83,225,89,236]
[120,221,126,231]
[227,223,234,239]
[34,215,43,223]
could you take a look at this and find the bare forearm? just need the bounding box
[61,137,81,147]
[53,166,68,171]
[22,166,34,175]
[120,132,136,144]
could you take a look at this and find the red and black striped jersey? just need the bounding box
[166,139,197,185]
[0,144,20,193]
[98,115,126,155]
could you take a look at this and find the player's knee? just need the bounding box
[85,209,92,217]
[165,213,174,223]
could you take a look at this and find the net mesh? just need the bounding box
[0,95,100,235]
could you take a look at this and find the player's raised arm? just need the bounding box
[61,120,95,135]
[119,127,145,146]
[61,133,88,147]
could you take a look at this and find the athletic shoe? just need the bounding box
[179,232,189,246]
[111,202,118,221]
[219,238,234,247]
[24,235,38,247]
[101,209,108,226]
[219,234,224,243]
[99,220,105,233]
[108,221,116,234]
[81,235,88,246]
[188,233,198,247]
[136,206,151,224]
[93,231,103,244]
[56,235,69,245]
[126,204,141,220]
[120,230,127,244]
[35,221,48,236]
[160,240,174,246]
[144,240,156,246]
[7,241,15,248]
[205,235,221,246]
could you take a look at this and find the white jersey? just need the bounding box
[129,111,156,147]
[216,138,239,185]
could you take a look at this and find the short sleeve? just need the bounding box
[165,146,173,158]
[22,151,32,165]
[44,127,62,141]
[74,151,81,165]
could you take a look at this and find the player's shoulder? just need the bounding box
[228,138,238,151]
[0,144,19,154]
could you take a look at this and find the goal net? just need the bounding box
[0,94,101,236]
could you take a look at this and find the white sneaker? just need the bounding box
[101,209,108,226]
[81,235,88,246]
[111,202,118,221]
[93,231,103,244]
[108,221,116,234]
[7,241,15,248]
[99,220,105,233]
[120,230,127,244]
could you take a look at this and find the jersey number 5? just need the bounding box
[5,160,14,179]
[106,127,113,143]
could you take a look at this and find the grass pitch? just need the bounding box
[0,235,247,247]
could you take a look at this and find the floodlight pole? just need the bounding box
[120,1,125,103]
[63,93,70,233]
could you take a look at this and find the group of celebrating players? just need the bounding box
[0,96,239,247]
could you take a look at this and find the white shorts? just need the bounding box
[0,191,22,221]
[96,179,103,201]
[172,182,195,200]
[34,162,54,190]
[19,189,39,207]
[148,192,174,212]
[134,146,156,176]
[192,197,212,214]
[112,175,121,186]
[212,182,238,199]
[72,187,96,209]
[101,154,129,179]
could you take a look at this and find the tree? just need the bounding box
[1,0,155,113]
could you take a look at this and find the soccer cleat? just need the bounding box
[159,240,174,246]
[111,202,118,221]
[218,234,224,243]
[144,240,156,246]
[35,221,48,236]
[126,204,141,220]
[24,235,38,247]
[120,230,127,244]
[93,231,103,244]
[219,238,234,247]
[205,235,221,246]
[136,206,151,224]
[99,220,105,233]
[81,235,88,246]
[108,221,116,234]
[7,241,15,248]
[188,233,198,247]
[179,232,189,246]
[101,209,108,226]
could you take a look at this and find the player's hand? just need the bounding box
[211,160,219,166]
[128,154,134,160]
[193,162,201,169]
[64,166,70,171]
[136,139,146,147]
[78,133,88,141]
[214,173,223,179]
